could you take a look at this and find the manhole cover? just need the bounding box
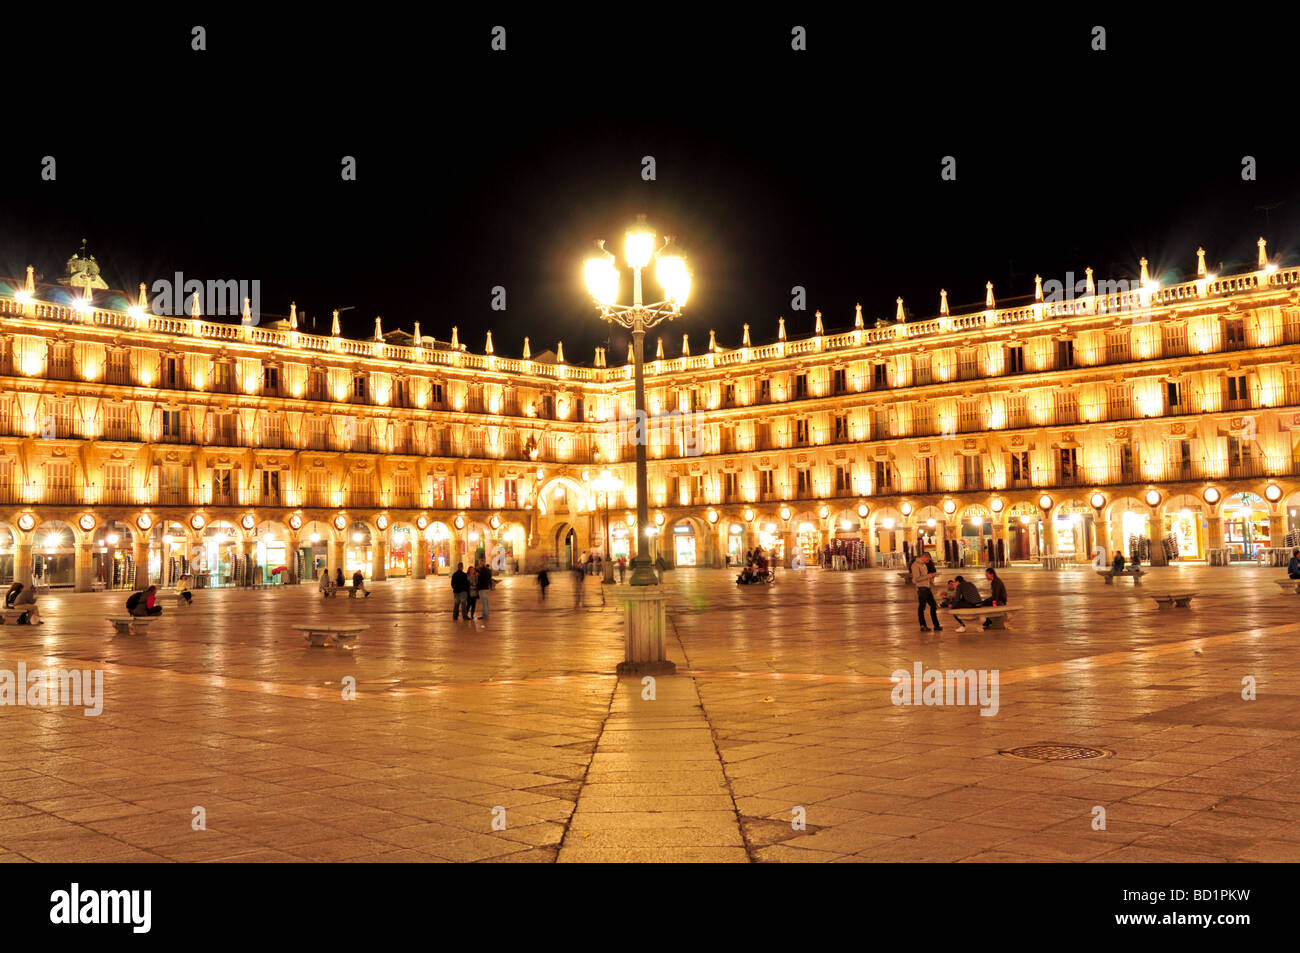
[1000,743,1112,762]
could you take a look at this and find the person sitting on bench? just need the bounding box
[176,574,193,604]
[351,570,371,598]
[1112,551,1125,575]
[979,568,1009,628]
[11,583,43,624]
[949,575,983,610]
[1288,549,1300,580]
[126,586,163,617]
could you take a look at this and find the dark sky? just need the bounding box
[4,11,1299,361]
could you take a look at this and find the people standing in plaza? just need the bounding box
[537,567,550,602]
[451,562,469,619]
[476,558,493,621]
[617,556,626,584]
[572,562,584,607]
[912,552,942,633]
[466,563,479,619]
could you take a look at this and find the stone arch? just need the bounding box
[536,475,591,518]
[665,513,709,568]
[31,518,79,587]
[552,520,580,570]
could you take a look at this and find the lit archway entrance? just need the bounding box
[148,521,189,586]
[199,522,241,587]
[254,521,290,585]
[669,520,697,567]
[388,523,416,577]
[1006,502,1041,562]
[0,523,15,585]
[555,523,578,569]
[1164,494,1205,560]
[345,522,372,576]
[33,521,77,587]
[1222,492,1270,560]
[93,521,135,589]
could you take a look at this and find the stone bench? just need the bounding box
[107,616,151,636]
[897,572,914,585]
[1097,569,1145,585]
[945,605,1016,631]
[1,608,31,624]
[295,624,368,648]
[1150,592,1197,609]
[1274,579,1300,594]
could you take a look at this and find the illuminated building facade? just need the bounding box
[4,241,1300,589]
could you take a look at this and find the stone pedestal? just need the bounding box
[616,586,675,675]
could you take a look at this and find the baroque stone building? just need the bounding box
[4,241,1300,590]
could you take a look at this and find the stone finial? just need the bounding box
[594,346,602,367]
[240,297,252,326]
[1084,268,1095,295]
[1258,237,1268,269]
[778,316,786,341]
[814,310,824,334]
[1197,247,1207,277]
[374,316,383,340]
[191,291,202,319]
[413,321,421,345]
[82,272,94,303]
[451,325,459,349]
[1139,257,1150,284]
[939,289,949,316]
[854,303,863,328]
[289,301,298,330]
[708,329,717,351]
[137,282,148,310]
[24,265,35,294]
[523,336,531,360]
[331,309,341,335]
[984,282,994,308]
[655,337,665,359]
[1034,275,1043,301]
[894,297,903,322]
[681,333,690,356]
[742,323,751,346]
[556,340,565,363]
[485,331,494,354]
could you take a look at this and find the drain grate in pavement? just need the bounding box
[1000,743,1113,762]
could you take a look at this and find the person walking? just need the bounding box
[451,562,469,619]
[617,556,626,584]
[476,558,493,621]
[537,567,550,602]
[912,552,942,633]
[572,562,584,608]
[466,563,479,619]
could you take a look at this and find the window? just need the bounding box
[1105,331,1131,364]
[833,368,847,394]
[873,407,890,438]
[104,404,131,441]
[107,349,130,385]
[307,470,329,505]
[1059,447,1080,482]
[213,361,234,393]
[835,465,849,492]
[261,470,281,503]
[795,419,809,444]
[1007,346,1025,373]
[1054,390,1078,424]
[759,378,771,402]
[504,479,518,507]
[1107,384,1132,420]
[1224,318,1245,350]
[161,409,183,442]
[431,382,444,406]
[724,384,736,406]
[308,417,327,450]
[918,457,935,492]
[575,397,586,420]
[959,400,978,432]
[834,415,847,441]
[308,369,327,401]
[469,478,483,506]
[1227,374,1249,405]
[760,469,775,498]
[875,460,894,492]
[958,349,978,380]
[1166,380,1184,411]
[105,463,130,503]
[1178,439,1192,475]
[1009,451,1030,485]
[352,374,368,400]
[1056,339,1075,368]
[724,471,738,501]
[873,363,888,388]
[261,414,282,448]
[796,469,812,496]
[1119,444,1135,482]
[1006,396,1026,429]
[542,395,554,418]
[393,378,410,409]
[1163,323,1188,357]
[1228,436,1252,469]
[794,375,807,399]
[164,356,180,388]
[962,454,982,490]
[212,470,233,503]
[431,476,447,503]
[263,366,279,395]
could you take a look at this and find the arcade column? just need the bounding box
[1148,514,1168,566]
[134,537,150,589]
[329,539,343,578]
[1207,515,1223,551]
[15,542,32,587]
[75,543,94,593]
[372,535,388,581]
[864,529,876,567]
[781,530,794,568]
[1270,513,1284,551]
[414,536,429,579]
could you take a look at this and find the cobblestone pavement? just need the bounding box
[1,565,1297,862]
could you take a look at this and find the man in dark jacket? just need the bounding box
[1288,549,1300,579]
[475,558,493,621]
[950,576,982,609]
[451,562,469,620]
[1111,551,1125,575]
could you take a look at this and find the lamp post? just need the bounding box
[585,215,691,673]
[591,468,623,584]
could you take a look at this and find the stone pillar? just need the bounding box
[864,528,876,567]
[1269,513,1284,550]
[329,539,343,579]
[414,536,429,579]
[1148,513,1167,566]
[372,535,388,581]
[710,528,723,569]
[15,542,32,587]
[75,543,94,592]
[134,538,151,589]
[1100,518,1115,562]
[1045,518,1059,556]
[1206,515,1223,558]
[617,587,675,675]
[781,530,794,568]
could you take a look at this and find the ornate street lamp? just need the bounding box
[585,215,691,673]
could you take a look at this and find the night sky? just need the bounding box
[4,11,1298,361]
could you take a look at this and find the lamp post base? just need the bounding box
[603,564,615,584]
[618,585,674,675]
